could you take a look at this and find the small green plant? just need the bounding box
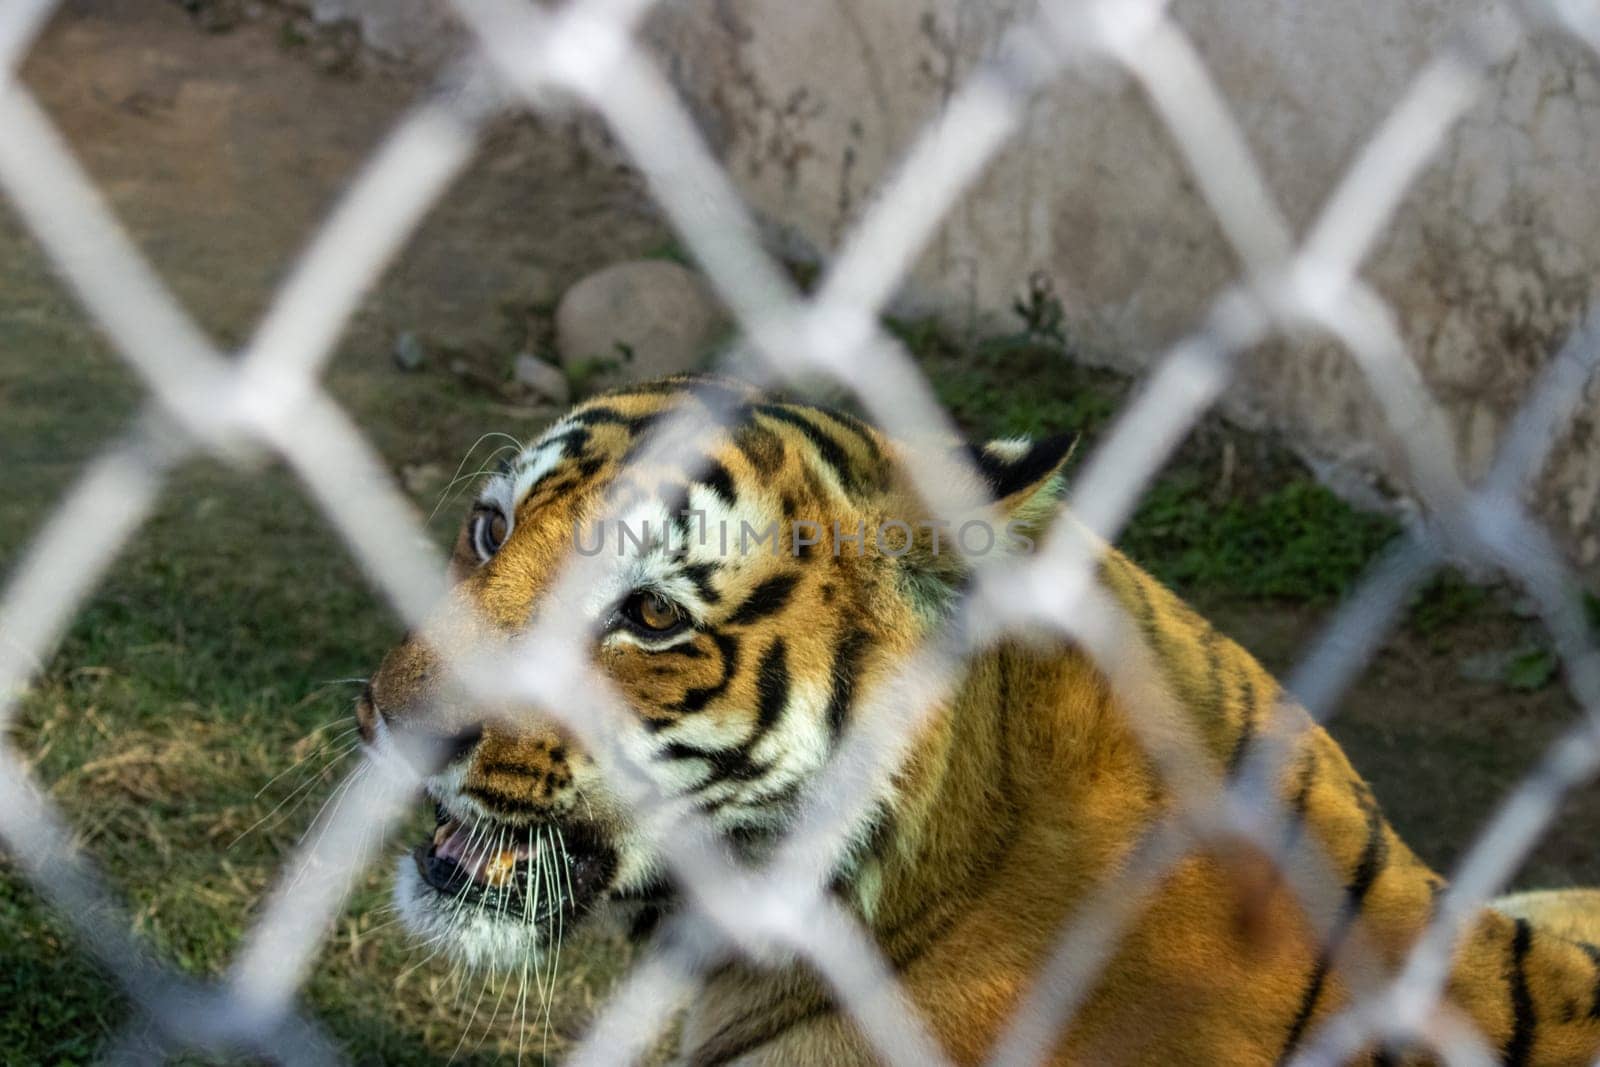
[1408,571,1490,635]
[1584,591,1600,631]
[565,343,632,396]
[1012,271,1066,346]
[277,17,309,48]
[1504,646,1559,692]
[643,239,692,266]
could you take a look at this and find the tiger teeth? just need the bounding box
[426,814,539,888]
[481,849,519,887]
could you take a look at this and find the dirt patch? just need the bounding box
[1210,596,1600,890]
[13,0,665,401]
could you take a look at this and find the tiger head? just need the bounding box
[358,375,1074,968]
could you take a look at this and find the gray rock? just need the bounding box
[400,462,447,498]
[555,260,728,390]
[513,353,571,406]
[392,331,425,371]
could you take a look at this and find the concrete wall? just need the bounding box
[647,0,1600,563]
[308,0,1600,562]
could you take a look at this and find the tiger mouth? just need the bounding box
[412,804,617,923]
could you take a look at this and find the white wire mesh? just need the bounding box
[2,0,1599,1064]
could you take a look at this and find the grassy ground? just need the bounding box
[1,286,631,1065]
[5,4,1599,1065]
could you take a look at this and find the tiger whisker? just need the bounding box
[230,738,362,849]
[514,825,537,1067]
[251,725,361,801]
[428,435,526,522]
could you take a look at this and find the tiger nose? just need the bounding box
[356,682,484,772]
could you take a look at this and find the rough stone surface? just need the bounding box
[555,260,727,389]
[278,0,1600,564]
[305,0,461,65]
[513,352,571,406]
[644,0,1600,565]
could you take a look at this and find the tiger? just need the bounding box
[356,373,1600,1065]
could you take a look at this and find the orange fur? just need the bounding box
[364,377,1600,1065]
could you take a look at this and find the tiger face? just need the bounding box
[357,375,1073,969]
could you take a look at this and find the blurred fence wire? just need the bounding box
[4,0,1600,1063]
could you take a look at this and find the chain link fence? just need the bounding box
[4,0,1600,1063]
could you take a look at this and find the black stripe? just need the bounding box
[681,563,723,604]
[699,777,806,819]
[519,430,591,495]
[688,999,834,1067]
[1289,746,1319,824]
[535,426,590,458]
[699,460,739,508]
[1226,665,1258,779]
[1344,787,1390,905]
[825,628,870,744]
[662,641,791,797]
[663,743,770,791]
[603,377,752,417]
[1115,555,1162,639]
[1505,918,1537,1067]
[677,633,740,713]
[1279,788,1389,1063]
[562,428,593,456]
[727,574,800,626]
[569,407,661,436]
[462,786,541,816]
[757,405,857,492]
[1577,940,1600,1020]
[748,639,791,747]
[662,483,691,522]
[628,906,663,943]
[813,404,880,455]
[732,425,785,476]
[1278,958,1332,1065]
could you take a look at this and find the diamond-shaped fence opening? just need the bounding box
[4,0,1600,1064]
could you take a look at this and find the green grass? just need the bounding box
[1121,475,1399,602]
[0,305,627,1062]
[1,455,633,1062]
[894,317,1121,439]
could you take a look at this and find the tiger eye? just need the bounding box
[471,506,510,559]
[636,594,678,632]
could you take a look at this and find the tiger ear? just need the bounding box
[961,432,1077,529]
[887,433,1077,617]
